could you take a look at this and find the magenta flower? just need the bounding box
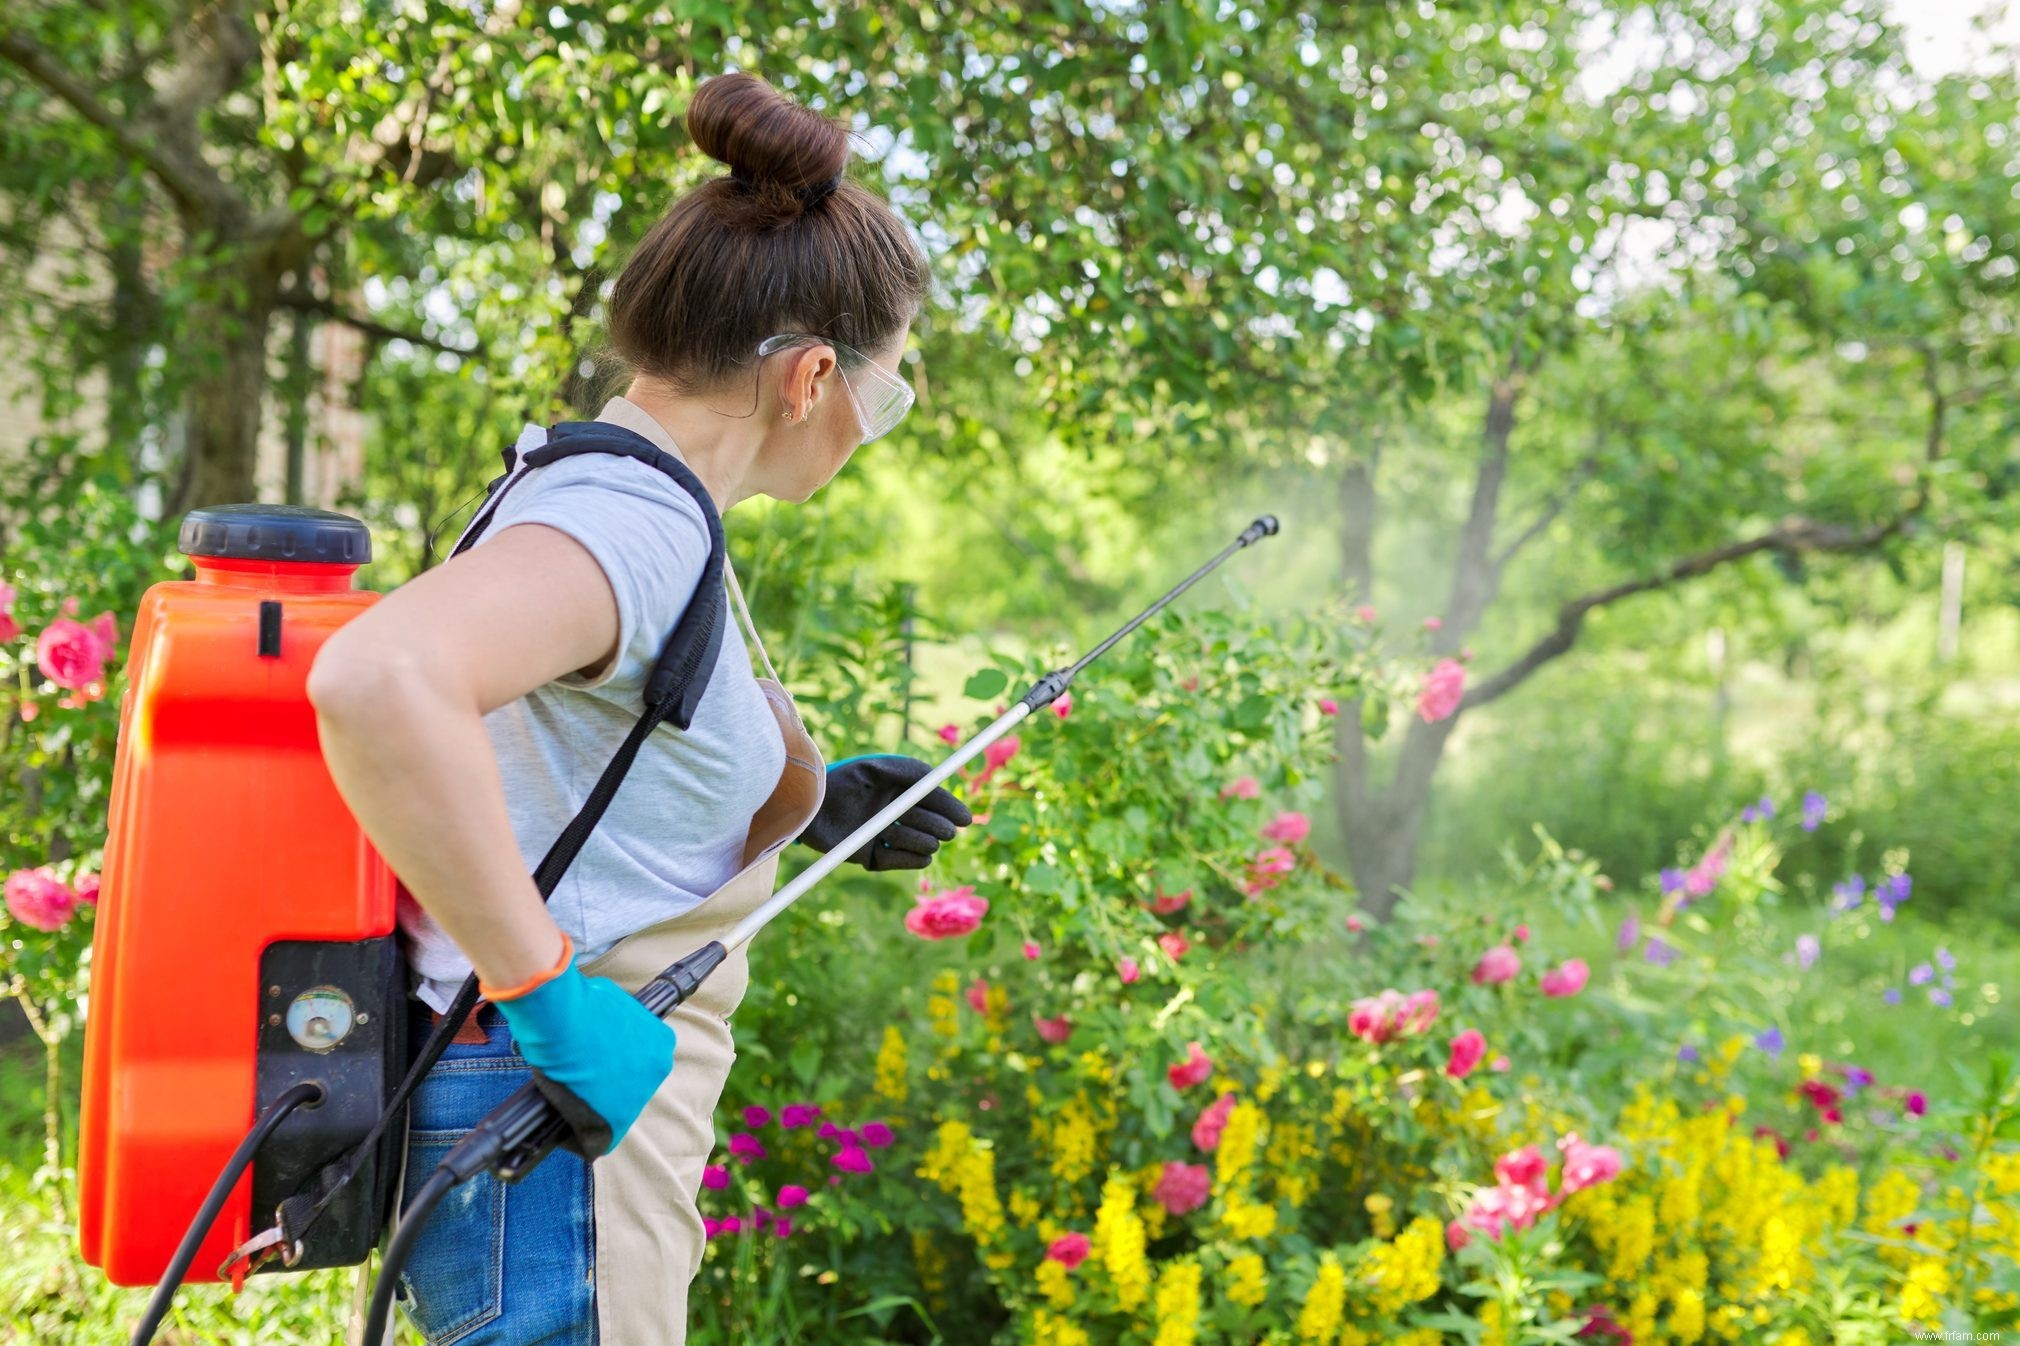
[937,723,961,744]
[1167,1040,1213,1090]
[1416,658,1465,722]
[1260,811,1311,845]
[1191,1092,1236,1151]
[1472,945,1521,986]
[743,1104,772,1129]
[777,1184,809,1209]
[728,1132,766,1165]
[832,1146,874,1174]
[1045,1232,1090,1268]
[4,867,77,932]
[1033,1013,1072,1045]
[1447,1029,1487,1079]
[903,885,989,940]
[0,582,17,643]
[1022,940,1042,959]
[860,1121,895,1148]
[1540,959,1589,998]
[1558,1134,1624,1193]
[780,1103,822,1129]
[719,1215,742,1234]
[1118,956,1141,984]
[701,1164,730,1191]
[1219,775,1261,801]
[1906,1091,1928,1117]
[1152,1161,1211,1216]
[773,1213,793,1239]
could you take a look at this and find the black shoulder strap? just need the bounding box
[267,421,729,1258]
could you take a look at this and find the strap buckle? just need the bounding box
[217,1219,304,1281]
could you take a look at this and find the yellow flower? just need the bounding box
[1221,1192,1279,1241]
[1035,1258,1076,1309]
[873,1024,908,1103]
[1152,1259,1202,1346]
[1049,1093,1104,1186]
[1670,1286,1706,1344]
[1093,1174,1151,1311]
[1359,1215,1443,1314]
[1216,1100,1267,1189]
[1028,1308,1091,1346]
[1225,1252,1267,1307]
[1363,1192,1395,1240]
[917,1121,1006,1246]
[1295,1253,1347,1343]
[1901,1255,1951,1326]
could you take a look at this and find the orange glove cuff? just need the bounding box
[479,930,575,1002]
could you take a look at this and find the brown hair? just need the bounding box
[606,72,929,390]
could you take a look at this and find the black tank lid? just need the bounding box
[178,504,372,565]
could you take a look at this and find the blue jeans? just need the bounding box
[397,1002,597,1346]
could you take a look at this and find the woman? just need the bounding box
[308,71,968,1345]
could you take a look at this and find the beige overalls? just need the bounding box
[352,557,827,1346]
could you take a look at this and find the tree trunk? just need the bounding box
[171,293,274,512]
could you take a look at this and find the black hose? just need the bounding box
[128,1080,325,1346]
[359,1165,456,1346]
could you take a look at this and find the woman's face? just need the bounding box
[763,326,910,503]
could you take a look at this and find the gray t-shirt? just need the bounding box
[401,405,787,1011]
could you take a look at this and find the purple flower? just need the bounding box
[781,1103,823,1129]
[1842,1065,1873,1096]
[1800,791,1828,832]
[1935,946,1956,973]
[1677,1043,1700,1063]
[1658,867,1686,896]
[1931,988,1954,1008]
[1644,937,1679,967]
[743,1104,773,1129]
[1832,874,1866,912]
[1878,872,1913,922]
[1884,987,1903,1005]
[859,1121,895,1148]
[817,1121,843,1140]
[1741,796,1775,823]
[1909,962,1934,986]
[729,1132,767,1164]
[1754,1026,1785,1059]
[1795,934,1820,970]
[832,1146,875,1174]
[1617,911,1641,953]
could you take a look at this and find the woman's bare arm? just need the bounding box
[307,523,624,991]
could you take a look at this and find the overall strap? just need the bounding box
[267,421,729,1261]
[723,557,783,688]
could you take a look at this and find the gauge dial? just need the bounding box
[285,986,356,1053]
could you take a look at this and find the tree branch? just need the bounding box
[1494,448,1599,571]
[277,289,479,357]
[0,30,225,218]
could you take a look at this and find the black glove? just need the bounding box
[800,754,973,872]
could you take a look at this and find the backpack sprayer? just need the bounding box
[82,452,1276,1342]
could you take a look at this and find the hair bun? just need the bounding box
[688,72,848,197]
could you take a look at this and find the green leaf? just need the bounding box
[964,668,1009,699]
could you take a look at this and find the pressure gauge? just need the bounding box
[285,986,357,1053]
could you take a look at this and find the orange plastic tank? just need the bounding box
[79,505,404,1287]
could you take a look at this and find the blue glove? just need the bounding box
[493,964,676,1158]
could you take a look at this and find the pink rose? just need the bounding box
[1045,1232,1090,1268]
[1167,1040,1213,1090]
[965,978,991,1014]
[1022,940,1042,960]
[1153,1161,1211,1216]
[4,867,77,932]
[1118,956,1141,984]
[1445,1220,1471,1252]
[1472,945,1522,985]
[1400,988,1440,1035]
[1147,888,1192,915]
[1251,846,1296,876]
[1345,914,1364,933]
[938,723,961,744]
[1192,1092,1236,1151]
[73,873,100,906]
[904,886,989,940]
[1260,811,1310,845]
[1557,1134,1623,1193]
[1054,691,1073,718]
[1446,1029,1487,1079]
[1219,775,1260,801]
[972,735,1020,786]
[1540,959,1590,998]
[1354,605,1377,623]
[1512,924,1530,943]
[1157,931,1191,961]
[34,617,111,690]
[1494,1145,1549,1195]
[1416,657,1466,723]
[1034,1013,1072,1045]
[1318,697,1339,715]
[1423,615,1444,630]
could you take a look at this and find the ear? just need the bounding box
[782,344,841,418]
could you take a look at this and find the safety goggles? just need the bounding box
[757,333,915,445]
